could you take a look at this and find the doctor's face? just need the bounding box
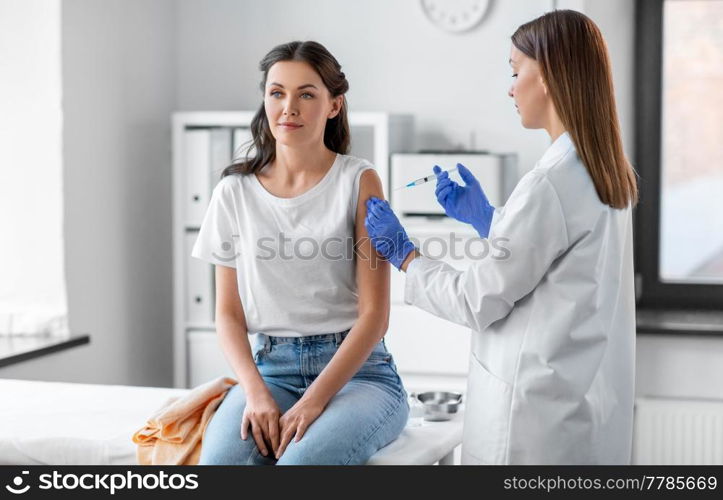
[508,45,551,129]
[264,61,342,149]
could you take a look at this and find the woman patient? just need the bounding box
[191,40,409,465]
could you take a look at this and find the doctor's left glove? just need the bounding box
[364,197,416,271]
[434,163,495,238]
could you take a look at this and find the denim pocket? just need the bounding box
[357,349,405,397]
[252,343,266,363]
[366,350,393,363]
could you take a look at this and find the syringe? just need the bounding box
[394,167,458,190]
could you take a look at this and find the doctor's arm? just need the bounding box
[274,169,390,457]
[404,173,570,333]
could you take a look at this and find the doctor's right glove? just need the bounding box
[364,197,416,271]
[434,163,495,238]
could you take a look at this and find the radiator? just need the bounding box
[633,397,723,464]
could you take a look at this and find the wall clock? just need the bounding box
[420,0,492,33]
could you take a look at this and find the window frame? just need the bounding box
[634,0,723,310]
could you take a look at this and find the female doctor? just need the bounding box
[365,10,639,465]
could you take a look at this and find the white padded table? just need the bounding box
[0,379,463,466]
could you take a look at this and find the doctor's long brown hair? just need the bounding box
[512,10,638,208]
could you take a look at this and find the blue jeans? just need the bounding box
[198,330,409,465]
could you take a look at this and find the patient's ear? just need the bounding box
[328,95,344,119]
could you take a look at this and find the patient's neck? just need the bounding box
[271,143,336,186]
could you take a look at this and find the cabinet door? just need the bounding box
[187,330,234,387]
[183,129,211,226]
[184,231,214,325]
[386,230,481,376]
[232,127,254,161]
[385,305,471,376]
[390,268,407,305]
[390,229,478,305]
[183,128,232,226]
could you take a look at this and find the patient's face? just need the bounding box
[264,60,341,149]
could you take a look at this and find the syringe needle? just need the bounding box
[394,166,459,191]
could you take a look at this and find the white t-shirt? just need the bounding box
[191,153,374,337]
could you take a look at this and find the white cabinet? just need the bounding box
[186,330,233,387]
[173,111,414,388]
[386,222,478,385]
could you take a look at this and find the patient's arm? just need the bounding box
[275,168,391,456]
[215,265,263,393]
[215,264,280,457]
[293,168,391,407]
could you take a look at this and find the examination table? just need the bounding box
[0,379,463,465]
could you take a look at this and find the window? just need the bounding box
[0,0,68,335]
[635,0,723,308]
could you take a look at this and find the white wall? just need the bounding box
[0,0,177,386]
[636,335,723,400]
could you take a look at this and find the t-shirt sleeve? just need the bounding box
[191,178,238,268]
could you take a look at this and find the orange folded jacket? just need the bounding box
[132,376,237,465]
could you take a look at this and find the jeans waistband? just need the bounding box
[258,329,351,351]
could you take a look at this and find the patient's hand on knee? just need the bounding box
[241,389,281,457]
[275,396,325,459]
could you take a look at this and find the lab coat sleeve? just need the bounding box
[404,171,570,332]
[191,178,239,268]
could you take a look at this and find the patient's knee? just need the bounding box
[275,438,360,466]
[198,440,269,465]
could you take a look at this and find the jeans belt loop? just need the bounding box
[334,331,343,346]
[264,334,272,353]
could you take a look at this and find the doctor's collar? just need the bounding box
[537,130,574,168]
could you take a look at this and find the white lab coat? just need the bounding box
[404,132,635,464]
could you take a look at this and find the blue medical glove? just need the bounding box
[434,163,495,238]
[364,197,416,271]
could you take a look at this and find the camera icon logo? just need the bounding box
[5,471,30,494]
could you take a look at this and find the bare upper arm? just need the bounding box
[354,168,390,325]
[215,264,247,325]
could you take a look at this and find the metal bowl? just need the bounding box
[416,391,463,421]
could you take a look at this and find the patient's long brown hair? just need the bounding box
[221,41,350,178]
[512,10,638,208]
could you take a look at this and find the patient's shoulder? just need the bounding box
[338,153,374,174]
[213,173,241,195]
[358,168,383,199]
